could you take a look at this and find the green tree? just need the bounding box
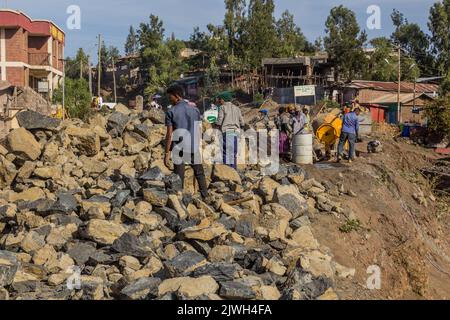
[424,94,450,137]
[275,10,312,57]
[428,0,450,76]
[65,48,89,79]
[125,26,139,56]
[137,14,186,97]
[241,0,277,71]
[366,37,420,81]
[324,5,367,82]
[53,78,91,120]
[390,9,433,76]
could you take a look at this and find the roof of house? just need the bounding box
[0,9,65,42]
[346,80,439,93]
[364,92,436,105]
[262,54,329,66]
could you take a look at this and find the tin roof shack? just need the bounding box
[262,54,332,105]
[342,80,439,124]
[262,53,333,88]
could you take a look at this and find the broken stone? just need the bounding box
[0,250,19,288]
[165,251,207,277]
[219,281,256,300]
[212,165,241,184]
[120,277,161,300]
[16,110,60,130]
[82,219,127,245]
[7,128,42,161]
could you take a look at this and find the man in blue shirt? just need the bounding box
[337,108,361,163]
[164,85,209,199]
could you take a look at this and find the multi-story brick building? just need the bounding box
[0,9,65,97]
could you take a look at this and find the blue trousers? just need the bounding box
[338,132,357,160]
[223,133,238,169]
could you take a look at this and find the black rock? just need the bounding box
[181,193,193,207]
[134,124,151,138]
[123,176,141,197]
[66,242,97,266]
[140,167,164,181]
[11,280,41,294]
[192,263,239,282]
[164,174,183,194]
[16,110,60,130]
[235,220,254,238]
[17,199,55,215]
[33,225,53,238]
[108,112,130,135]
[218,216,236,230]
[52,193,78,213]
[281,268,332,300]
[219,281,256,300]
[120,277,161,300]
[0,250,19,287]
[112,233,151,258]
[111,190,131,208]
[154,207,181,232]
[165,251,206,277]
[87,250,118,266]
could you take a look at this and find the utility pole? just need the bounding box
[97,34,102,98]
[112,57,117,103]
[397,46,402,124]
[88,55,93,97]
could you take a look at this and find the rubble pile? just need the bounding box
[0,109,355,301]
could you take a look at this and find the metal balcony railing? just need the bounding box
[28,53,51,66]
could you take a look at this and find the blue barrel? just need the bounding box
[402,125,411,137]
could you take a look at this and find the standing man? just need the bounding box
[164,85,209,199]
[337,107,361,164]
[216,91,244,169]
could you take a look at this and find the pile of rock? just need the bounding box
[0,109,354,300]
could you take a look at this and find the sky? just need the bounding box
[0,0,439,59]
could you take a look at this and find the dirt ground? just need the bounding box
[303,137,450,300]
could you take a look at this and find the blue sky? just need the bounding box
[1,0,439,59]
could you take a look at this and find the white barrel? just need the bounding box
[292,133,313,164]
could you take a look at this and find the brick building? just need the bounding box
[0,9,65,97]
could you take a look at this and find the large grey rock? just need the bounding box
[66,242,97,266]
[0,250,19,288]
[140,167,164,181]
[52,193,78,213]
[16,110,61,130]
[120,277,161,300]
[108,112,129,135]
[112,233,151,258]
[192,263,239,282]
[219,281,256,300]
[165,251,207,277]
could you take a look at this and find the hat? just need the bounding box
[217,91,234,102]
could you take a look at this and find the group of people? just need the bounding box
[276,105,311,161]
[164,85,245,201]
[163,83,362,201]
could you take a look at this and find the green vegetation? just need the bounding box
[339,219,362,233]
[53,78,92,120]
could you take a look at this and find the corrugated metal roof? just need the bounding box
[369,92,435,104]
[346,80,439,93]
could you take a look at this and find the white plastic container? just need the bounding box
[292,133,313,164]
